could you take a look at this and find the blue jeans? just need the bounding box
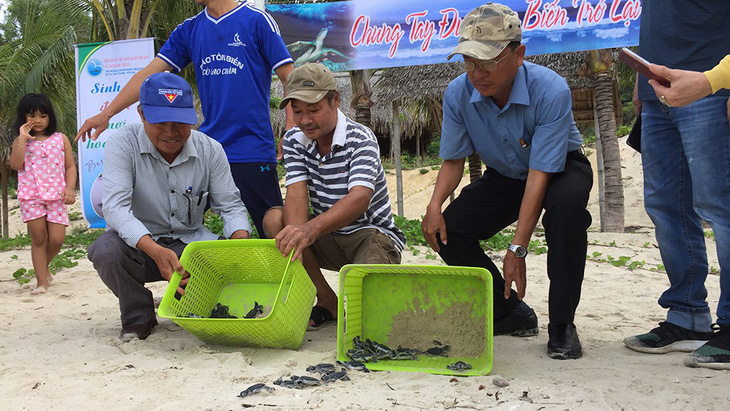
[641,97,730,331]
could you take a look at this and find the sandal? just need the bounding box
[308,306,336,331]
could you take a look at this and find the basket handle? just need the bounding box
[157,270,183,317]
[274,249,296,306]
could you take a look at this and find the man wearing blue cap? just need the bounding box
[88,72,252,342]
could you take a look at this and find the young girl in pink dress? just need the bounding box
[9,94,77,295]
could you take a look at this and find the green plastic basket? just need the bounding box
[157,239,316,349]
[337,264,493,376]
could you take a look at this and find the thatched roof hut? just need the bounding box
[270,51,621,140]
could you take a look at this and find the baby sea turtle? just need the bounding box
[321,368,350,382]
[337,360,370,373]
[346,348,377,363]
[390,351,418,360]
[396,346,418,356]
[244,301,264,319]
[185,313,203,318]
[273,377,301,389]
[292,375,322,387]
[446,361,472,371]
[306,363,336,374]
[372,342,396,360]
[210,303,236,318]
[426,340,451,357]
[238,383,274,397]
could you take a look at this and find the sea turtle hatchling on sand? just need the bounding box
[446,361,472,371]
[305,363,336,374]
[336,360,370,373]
[273,377,301,389]
[238,383,274,397]
[321,368,350,382]
[291,375,322,387]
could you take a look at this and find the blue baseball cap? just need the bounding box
[139,72,198,125]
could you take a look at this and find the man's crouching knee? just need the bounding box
[355,230,402,265]
[262,206,284,239]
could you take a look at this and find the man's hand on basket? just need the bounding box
[147,243,188,295]
[275,224,315,262]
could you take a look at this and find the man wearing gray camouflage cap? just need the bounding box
[422,3,593,359]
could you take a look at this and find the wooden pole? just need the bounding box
[392,101,404,216]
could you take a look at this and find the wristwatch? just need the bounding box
[508,243,528,258]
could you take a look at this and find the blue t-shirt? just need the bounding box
[440,61,582,180]
[638,0,730,101]
[158,3,293,163]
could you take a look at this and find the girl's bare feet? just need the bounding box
[31,285,48,295]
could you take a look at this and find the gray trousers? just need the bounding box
[88,230,186,328]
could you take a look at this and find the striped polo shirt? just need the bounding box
[283,109,405,251]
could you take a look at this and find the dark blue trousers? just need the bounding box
[438,151,593,325]
[229,162,283,238]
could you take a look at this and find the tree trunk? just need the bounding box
[350,69,372,128]
[468,152,482,183]
[594,71,624,232]
[1,155,9,238]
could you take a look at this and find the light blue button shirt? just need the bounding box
[440,61,582,180]
[102,123,251,248]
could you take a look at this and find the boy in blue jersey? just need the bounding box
[421,3,593,360]
[76,0,295,238]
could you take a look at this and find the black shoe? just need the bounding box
[547,323,582,360]
[685,324,730,370]
[494,301,539,337]
[623,322,714,354]
[120,317,158,342]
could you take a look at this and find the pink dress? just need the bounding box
[17,132,67,201]
[17,132,69,225]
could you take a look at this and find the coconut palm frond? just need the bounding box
[23,26,77,94]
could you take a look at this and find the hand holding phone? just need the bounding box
[618,48,670,87]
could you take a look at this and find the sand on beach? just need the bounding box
[1,137,727,410]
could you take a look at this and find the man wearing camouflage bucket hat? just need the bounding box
[422,3,593,359]
[264,63,405,329]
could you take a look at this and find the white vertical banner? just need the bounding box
[75,38,155,228]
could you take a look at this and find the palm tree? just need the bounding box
[87,0,203,41]
[349,68,373,127]
[87,0,203,88]
[0,0,92,237]
[584,49,625,232]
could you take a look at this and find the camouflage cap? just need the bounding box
[447,3,522,61]
[279,63,337,109]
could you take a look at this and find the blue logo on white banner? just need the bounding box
[87,59,103,77]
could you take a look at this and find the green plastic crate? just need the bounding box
[337,264,493,375]
[157,239,316,349]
